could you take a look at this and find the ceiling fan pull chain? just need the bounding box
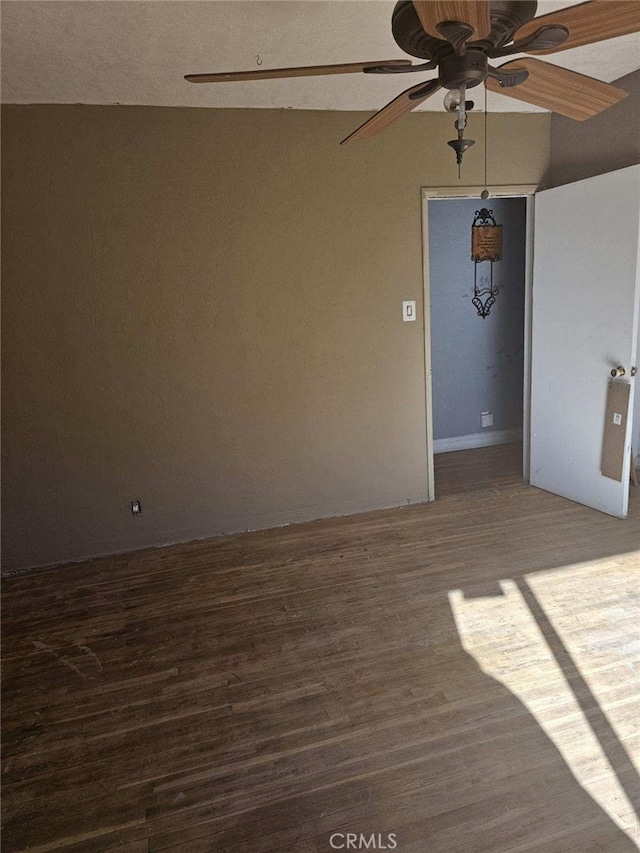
[482,86,489,200]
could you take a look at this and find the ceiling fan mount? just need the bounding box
[391,0,539,63]
[184,0,640,172]
[391,0,566,91]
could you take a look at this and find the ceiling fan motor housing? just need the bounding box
[439,50,488,90]
[391,0,539,60]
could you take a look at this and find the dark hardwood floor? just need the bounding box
[434,441,524,497]
[2,481,639,852]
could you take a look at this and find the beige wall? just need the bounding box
[1,104,550,571]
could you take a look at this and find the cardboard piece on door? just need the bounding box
[601,380,631,482]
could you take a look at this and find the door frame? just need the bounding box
[421,184,538,501]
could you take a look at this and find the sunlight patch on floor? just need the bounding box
[449,557,640,847]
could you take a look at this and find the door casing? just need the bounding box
[421,185,538,501]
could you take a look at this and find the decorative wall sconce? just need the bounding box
[471,208,502,318]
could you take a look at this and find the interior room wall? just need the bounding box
[548,70,640,466]
[546,69,640,189]
[1,104,549,571]
[428,196,527,451]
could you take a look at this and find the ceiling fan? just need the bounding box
[185,1,640,172]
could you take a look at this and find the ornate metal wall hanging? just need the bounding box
[471,208,502,318]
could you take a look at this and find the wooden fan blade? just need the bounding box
[514,0,640,54]
[412,1,491,40]
[485,58,628,121]
[341,80,441,145]
[185,60,412,83]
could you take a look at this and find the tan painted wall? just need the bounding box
[1,105,550,570]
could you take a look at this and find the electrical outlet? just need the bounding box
[481,411,494,428]
[131,500,142,516]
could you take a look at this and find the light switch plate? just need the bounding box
[403,300,416,322]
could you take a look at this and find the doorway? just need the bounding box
[421,185,536,500]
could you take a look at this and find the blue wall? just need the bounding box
[428,196,527,441]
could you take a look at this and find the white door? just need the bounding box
[530,165,640,518]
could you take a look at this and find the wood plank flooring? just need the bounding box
[2,482,639,853]
[434,442,524,497]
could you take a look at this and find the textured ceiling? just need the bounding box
[2,1,639,113]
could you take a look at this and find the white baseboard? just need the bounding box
[433,428,523,454]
